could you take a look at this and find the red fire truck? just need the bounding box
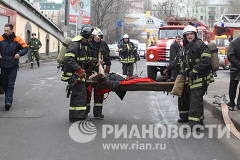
[213,14,240,70]
[146,16,215,80]
[213,14,240,38]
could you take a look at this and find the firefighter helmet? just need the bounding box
[92,28,103,37]
[123,34,129,39]
[80,26,94,39]
[183,25,197,35]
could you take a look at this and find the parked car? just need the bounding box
[108,44,119,60]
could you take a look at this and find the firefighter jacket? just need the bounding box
[90,40,111,68]
[227,36,240,80]
[27,38,42,52]
[167,38,214,90]
[119,41,137,63]
[61,35,97,82]
[0,32,28,68]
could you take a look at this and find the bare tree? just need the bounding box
[91,0,143,43]
[227,0,240,14]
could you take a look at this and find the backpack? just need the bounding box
[57,37,72,64]
[207,42,219,72]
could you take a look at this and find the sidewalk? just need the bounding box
[204,73,240,130]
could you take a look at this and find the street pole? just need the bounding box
[121,0,124,39]
[75,16,78,37]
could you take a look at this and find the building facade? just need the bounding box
[195,0,231,27]
[0,0,64,62]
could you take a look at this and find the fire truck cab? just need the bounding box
[146,17,214,81]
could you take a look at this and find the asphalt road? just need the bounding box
[0,60,239,160]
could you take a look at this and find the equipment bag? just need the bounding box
[57,37,72,64]
[171,75,185,97]
[207,42,219,72]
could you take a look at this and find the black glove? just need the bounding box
[189,70,198,79]
[182,69,190,77]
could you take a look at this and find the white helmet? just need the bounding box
[183,25,197,35]
[92,28,103,37]
[123,34,129,39]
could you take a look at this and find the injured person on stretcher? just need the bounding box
[88,54,126,92]
[88,53,177,100]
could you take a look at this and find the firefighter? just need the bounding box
[28,33,42,69]
[61,26,95,122]
[163,25,214,130]
[88,27,111,119]
[119,34,138,77]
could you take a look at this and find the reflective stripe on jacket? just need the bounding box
[119,41,137,63]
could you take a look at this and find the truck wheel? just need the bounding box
[147,66,157,80]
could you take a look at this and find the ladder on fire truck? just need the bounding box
[214,14,240,38]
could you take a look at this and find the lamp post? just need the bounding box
[121,0,124,39]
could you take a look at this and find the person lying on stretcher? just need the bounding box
[88,53,126,91]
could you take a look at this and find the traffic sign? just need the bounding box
[117,20,125,27]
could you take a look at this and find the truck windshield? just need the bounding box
[159,29,183,39]
[216,39,229,47]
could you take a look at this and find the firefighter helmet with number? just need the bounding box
[80,26,94,39]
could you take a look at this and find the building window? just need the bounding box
[147,19,154,24]
[201,8,204,12]
[209,7,216,11]
[200,16,203,20]
[209,16,215,20]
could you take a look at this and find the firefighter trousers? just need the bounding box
[178,91,190,121]
[228,80,240,107]
[87,85,104,115]
[189,86,207,126]
[69,81,88,120]
[122,63,134,77]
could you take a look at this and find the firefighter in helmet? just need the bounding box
[164,25,214,131]
[119,34,138,77]
[61,26,95,122]
[88,27,111,119]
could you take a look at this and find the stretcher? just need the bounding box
[86,80,188,92]
[117,82,176,92]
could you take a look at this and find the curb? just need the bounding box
[204,98,240,131]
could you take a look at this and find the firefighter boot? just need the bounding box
[30,63,33,69]
[177,118,188,123]
[37,62,40,67]
[94,113,104,119]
